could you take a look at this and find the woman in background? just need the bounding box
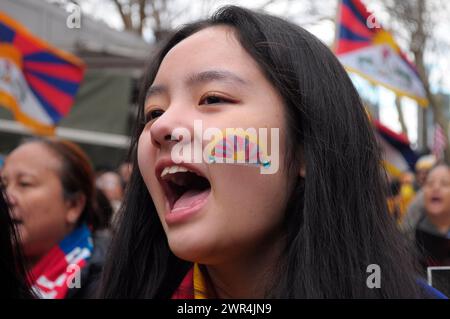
[1,138,110,299]
[415,163,450,267]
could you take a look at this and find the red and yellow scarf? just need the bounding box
[172,263,210,299]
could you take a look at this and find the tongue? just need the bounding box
[172,189,210,212]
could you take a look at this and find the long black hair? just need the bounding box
[0,185,34,298]
[99,5,422,298]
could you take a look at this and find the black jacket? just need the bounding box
[66,229,111,299]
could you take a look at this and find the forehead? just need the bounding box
[428,166,450,179]
[4,143,60,176]
[154,26,261,83]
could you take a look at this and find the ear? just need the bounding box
[299,164,306,178]
[65,193,86,225]
[299,152,306,178]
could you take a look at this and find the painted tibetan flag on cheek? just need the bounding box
[0,12,85,135]
[335,0,428,106]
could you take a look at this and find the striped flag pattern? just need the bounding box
[335,0,428,106]
[0,11,85,135]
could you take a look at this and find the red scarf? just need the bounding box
[29,224,93,299]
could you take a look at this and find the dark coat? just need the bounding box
[66,229,111,299]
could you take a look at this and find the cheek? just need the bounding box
[137,131,164,210]
[137,130,155,182]
[21,190,58,224]
[444,189,450,209]
[424,189,431,202]
[211,165,288,232]
[208,126,289,228]
[20,189,67,247]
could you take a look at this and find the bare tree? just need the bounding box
[111,0,182,41]
[380,0,450,161]
[108,0,337,41]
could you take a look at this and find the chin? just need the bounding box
[167,235,218,264]
[427,209,444,217]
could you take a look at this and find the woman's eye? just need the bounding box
[200,94,234,105]
[440,181,450,187]
[145,109,164,123]
[18,181,31,187]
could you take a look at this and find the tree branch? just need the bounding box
[112,0,133,30]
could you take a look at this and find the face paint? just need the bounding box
[208,131,271,169]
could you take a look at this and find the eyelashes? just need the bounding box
[144,93,238,124]
[199,93,237,105]
[144,109,164,123]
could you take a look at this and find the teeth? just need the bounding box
[161,165,189,178]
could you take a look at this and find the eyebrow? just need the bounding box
[146,85,167,100]
[186,70,248,87]
[0,171,35,181]
[17,171,36,178]
[145,70,249,100]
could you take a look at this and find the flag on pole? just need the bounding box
[335,0,428,106]
[0,11,85,135]
[432,123,448,160]
[374,120,417,177]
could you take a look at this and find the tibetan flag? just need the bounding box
[0,12,85,135]
[374,120,417,177]
[335,0,428,106]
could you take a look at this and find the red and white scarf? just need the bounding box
[29,224,93,299]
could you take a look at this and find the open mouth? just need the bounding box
[159,165,211,214]
[430,196,442,204]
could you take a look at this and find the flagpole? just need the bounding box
[395,95,408,137]
[417,103,428,151]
